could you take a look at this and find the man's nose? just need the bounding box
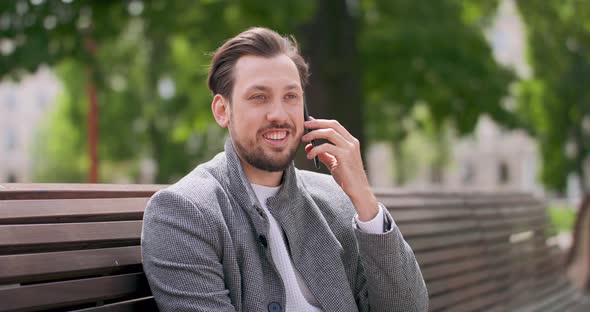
[266,100,289,122]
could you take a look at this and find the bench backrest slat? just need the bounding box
[0,273,150,312]
[74,297,158,312]
[0,198,148,224]
[0,246,141,284]
[0,184,158,312]
[0,221,142,254]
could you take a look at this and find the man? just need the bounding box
[141,27,428,312]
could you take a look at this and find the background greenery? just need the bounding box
[0,0,588,197]
[547,204,576,233]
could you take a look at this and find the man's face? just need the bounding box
[227,54,304,172]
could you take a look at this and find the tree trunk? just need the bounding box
[296,0,365,172]
[86,72,99,183]
[577,157,589,197]
[85,37,99,183]
[391,140,405,185]
[148,122,166,184]
[147,35,167,183]
[574,126,589,197]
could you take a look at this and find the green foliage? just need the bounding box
[3,0,515,184]
[2,0,319,183]
[359,0,513,182]
[547,204,576,233]
[516,0,590,194]
[32,61,87,182]
[361,0,514,142]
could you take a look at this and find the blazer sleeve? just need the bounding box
[353,208,429,312]
[141,189,236,312]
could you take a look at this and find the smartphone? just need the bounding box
[303,101,320,169]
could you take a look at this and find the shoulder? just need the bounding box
[297,169,348,203]
[298,170,341,194]
[145,153,229,224]
[297,169,356,219]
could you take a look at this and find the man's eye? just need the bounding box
[285,93,298,100]
[250,94,266,100]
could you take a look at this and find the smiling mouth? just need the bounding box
[263,130,288,140]
[261,129,291,147]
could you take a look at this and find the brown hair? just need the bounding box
[207,27,310,100]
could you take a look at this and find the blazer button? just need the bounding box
[258,235,268,248]
[268,302,281,312]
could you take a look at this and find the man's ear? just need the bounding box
[212,94,230,128]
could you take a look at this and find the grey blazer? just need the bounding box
[141,140,428,312]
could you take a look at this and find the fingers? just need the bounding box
[302,128,349,147]
[305,143,337,168]
[304,118,356,143]
[303,118,363,174]
[305,142,344,160]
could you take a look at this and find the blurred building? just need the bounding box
[367,115,543,195]
[0,67,60,183]
[444,116,541,194]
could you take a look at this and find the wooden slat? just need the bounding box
[516,280,575,312]
[416,244,486,266]
[478,215,546,229]
[449,291,504,312]
[422,256,488,281]
[0,273,150,312]
[552,300,583,312]
[473,205,544,217]
[462,195,539,206]
[373,188,532,198]
[380,197,465,209]
[544,288,580,312]
[429,280,502,311]
[511,276,565,308]
[0,221,142,254]
[0,183,164,200]
[407,231,482,251]
[424,249,517,290]
[0,246,141,284]
[73,297,158,312]
[398,219,479,237]
[0,198,148,224]
[427,268,497,296]
[481,224,546,242]
[388,208,472,222]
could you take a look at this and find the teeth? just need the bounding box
[265,131,287,140]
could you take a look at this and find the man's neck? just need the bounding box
[238,157,284,187]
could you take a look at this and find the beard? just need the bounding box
[230,122,300,172]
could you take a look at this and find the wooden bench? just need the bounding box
[376,190,590,311]
[1,184,589,311]
[0,184,163,312]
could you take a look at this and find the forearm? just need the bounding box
[349,185,380,222]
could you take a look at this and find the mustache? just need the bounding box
[258,122,294,134]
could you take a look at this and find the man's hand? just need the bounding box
[302,118,379,222]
